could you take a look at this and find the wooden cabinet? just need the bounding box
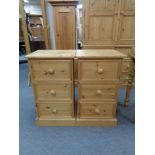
[27,49,125,126]
[49,0,78,49]
[27,50,76,126]
[83,0,135,47]
[76,50,124,126]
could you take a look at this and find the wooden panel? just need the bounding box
[82,0,135,46]
[117,16,135,43]
[38,103,72,117]
[121,0,135,11]
[89,0,116,11]
[30,60,73,81]
[34,83,73,101]
[54,6,76,49]
[79,102,116,118]
[78,60,121,81]
[79,83,118,101]
[89,16,115,41]
[83,0,119,45]
[117,0,135,44]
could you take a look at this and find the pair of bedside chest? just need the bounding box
[27,50,125,126]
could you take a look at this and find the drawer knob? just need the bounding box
[95,108,100,114]
[48,68,55,75]
[96,90,102,95]
[52,108,57,114]
[50,90,56,95]
[97,68,104,74]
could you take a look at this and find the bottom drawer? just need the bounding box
[79,102,116,118]
[37,103,72,118]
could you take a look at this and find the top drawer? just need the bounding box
[78,60,121,81]
[29,60,73,81]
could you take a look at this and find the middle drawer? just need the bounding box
[78,83,118,101]
[34,82,73,102]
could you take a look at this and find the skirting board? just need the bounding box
[35,117,117,127]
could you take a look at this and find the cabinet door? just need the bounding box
[54,6,76,49]
[117,0,135,45]
[83,0,119,45]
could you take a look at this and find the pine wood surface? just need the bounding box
[27,49,124,126]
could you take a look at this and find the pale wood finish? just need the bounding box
[29,60,73,81]
[79,84,118,101]
[76,118,117,126]
[34,82,73,102]
[79,102,116,118]
[76,49,125,58]
[78,60,122,82]
[82,0,135,47]
[19,0,31,54]
[41,0,51,49]
[27,49,124,126]
[53,6,76,49]
[49,0,78,49]
[37,103,72,117]
[76,50,124,123]
[26,50,76,58]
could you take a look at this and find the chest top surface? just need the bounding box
[76,50,125,59]
[26,49,125,59]
[26,50,76,59]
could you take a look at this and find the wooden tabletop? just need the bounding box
[26,50,76,58]
[26,49,125,59]
[76,49,125,58]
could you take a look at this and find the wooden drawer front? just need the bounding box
[122,60,131,73]
[79,103,115,118]
[79,84,118,101]
[35,83,73,101]
[38,103,72,117]
[30,60,73,81]
[78,60,121,81]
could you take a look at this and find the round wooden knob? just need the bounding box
[95,108,100,114]
[52,108,57,114]
[50,90,56,95]
[48,68,55,75]
[96,90,102,95]
[97,68,104,74]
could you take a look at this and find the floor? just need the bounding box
[19,63,135,155]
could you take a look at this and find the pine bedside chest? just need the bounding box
[27,49,125,126]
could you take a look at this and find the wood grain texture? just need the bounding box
[82,0,135,47]
[27,49,124,126]
[26,50,76,58]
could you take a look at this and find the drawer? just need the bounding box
[78,60,121,81]
[79,84,118,101]
[30,60,73,81]
[34,83,73,101]
[38,103,72,117]
[79,102,116,118]
[122,60,131,72]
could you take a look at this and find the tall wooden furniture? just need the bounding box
[82,0,135,87]
[83,0,135,47]
[27,49,125,126]
[49,0,78,49]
